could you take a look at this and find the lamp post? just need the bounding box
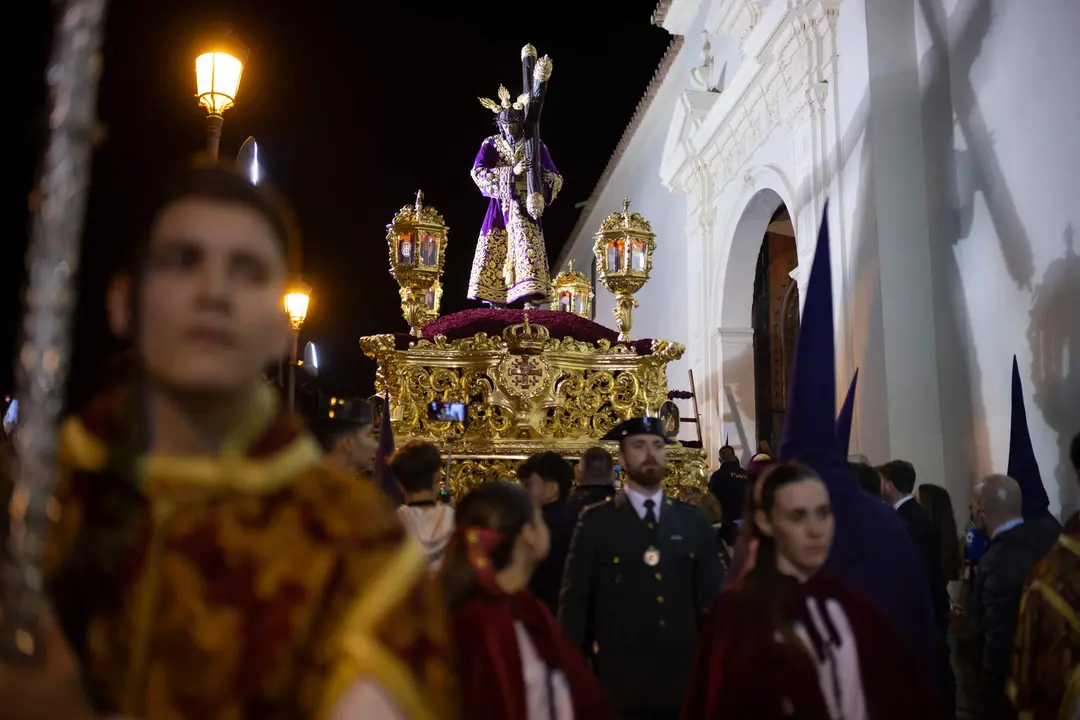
[194,30,248,160]
[284,281,311,413]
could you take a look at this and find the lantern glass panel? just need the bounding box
[575,294,587,315]
[630,240,646,272]
[419,232,439,267]
[425,287,437,310]
[558,291,573,312]
[606,239,625,273]
[195,51,243,114]
[397,231,416,265]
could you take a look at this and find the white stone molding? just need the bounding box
[662,0,844,197]
[716,326,754,344]
[707,0,763,43]
[660,0,706,35]
[661,91,722,191]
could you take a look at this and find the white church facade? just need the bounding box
[557,0,1079,520]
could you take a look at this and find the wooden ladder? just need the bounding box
[669,369,704,448]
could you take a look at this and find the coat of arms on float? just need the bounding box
[368,44,706,499]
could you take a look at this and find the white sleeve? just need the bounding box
[329,679,407,720]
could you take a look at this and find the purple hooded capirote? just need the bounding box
[836,368,859,458]
[1007,355,1054,520]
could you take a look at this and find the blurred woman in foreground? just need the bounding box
[682,462,944,719]
[440,481,610,720]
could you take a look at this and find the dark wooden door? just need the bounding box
[751,207,800,452]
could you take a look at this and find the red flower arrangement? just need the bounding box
[389,308,654,354]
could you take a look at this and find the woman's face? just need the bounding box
[756,478,835,579]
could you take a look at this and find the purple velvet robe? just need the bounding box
[468,135,563,305]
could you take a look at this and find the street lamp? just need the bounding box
[284,281,311,413]
[194,30,248,160]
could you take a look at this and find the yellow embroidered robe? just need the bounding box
[45,387,455,719]
[1008,528,1080,720]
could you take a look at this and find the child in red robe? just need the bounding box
[439,481,611,720]
[682,462,945,720]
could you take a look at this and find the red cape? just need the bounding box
[682,574,946,720]
[451,590,611,720]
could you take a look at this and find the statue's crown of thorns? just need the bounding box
[478,85,529,114]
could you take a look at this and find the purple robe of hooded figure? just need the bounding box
[468,86,563,306]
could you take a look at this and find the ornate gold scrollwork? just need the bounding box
[360,318,706,500]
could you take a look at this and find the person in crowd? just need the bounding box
[390,440,456,572]
[682,462,946,719]
[847,461,884,499]
[708,444,747,525]
[559,417,722,720]
[747,452,775,481]
[0,163,452,719]
[878,461,951,619]
[567,446,617,514]
[686,488,729,568]
[1008,431,1080,720]
[968,474,1061,720]
[723,452,777,587]
[440,481,611,720]
[316,398,378,476]
[517,452,578,614]
[916,483,963,584]
[879,460,955,713]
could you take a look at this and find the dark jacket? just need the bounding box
[708,461,748,523]
[567,484,616,517]
[529,499,578,614]
[970,516,1061,720]
[558,492,723,713]
[896,498,951,627]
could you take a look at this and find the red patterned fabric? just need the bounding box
[452,590,612,720]
[389,309,655,354]
[682,574,946,720]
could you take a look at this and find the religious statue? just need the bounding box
[468,44,563,308]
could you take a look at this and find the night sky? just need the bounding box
[8,0,671,410]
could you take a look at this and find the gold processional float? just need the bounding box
[360,192,707,499]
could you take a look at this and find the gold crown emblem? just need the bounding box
[598,197,654,235]
[552,259,590,288]
[479,85,530,114]
[502,314,550,349]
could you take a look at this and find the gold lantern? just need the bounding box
[592,198,656,341]
[549,259,593,318]
[424,279,444,320]
[386,190,448,336]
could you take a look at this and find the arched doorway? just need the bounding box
[750,204,799,452]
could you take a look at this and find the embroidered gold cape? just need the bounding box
[44,386,455,719]
[1008,529,1080,720]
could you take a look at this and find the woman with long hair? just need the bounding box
[682,462,945,719]
[440,481,611,720]
[916,483,963,582]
